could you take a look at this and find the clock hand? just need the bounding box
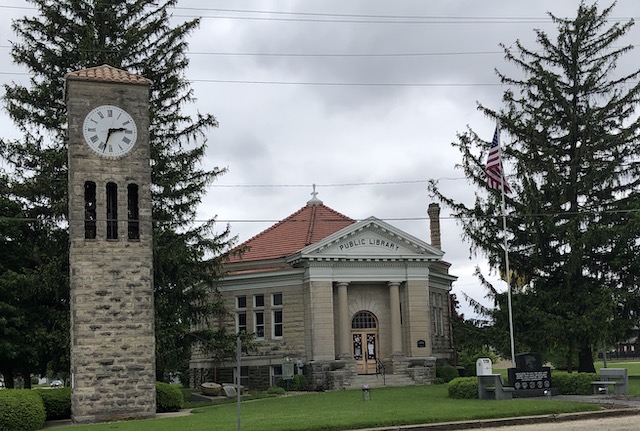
[104,128,127,151]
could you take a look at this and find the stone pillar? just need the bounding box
[336,282,350,358]
[389,281,403,354]
[304,280,335,361]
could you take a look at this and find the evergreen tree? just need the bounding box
[430,2,640,372]
[0,0,234,381]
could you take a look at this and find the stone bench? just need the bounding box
[591,368,628,396]
[478,374,515,400]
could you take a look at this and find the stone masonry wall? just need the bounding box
[67,77,155,423]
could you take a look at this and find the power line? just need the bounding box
[0,44,510,58]
[1,3,636,24]
[0,70,504,87]
[2,208,639,225]
[0,4,568,23]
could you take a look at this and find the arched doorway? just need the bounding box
[351,311,379,375]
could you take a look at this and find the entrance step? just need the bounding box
[350,373,415,388]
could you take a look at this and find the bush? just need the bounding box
[156,382,184,413]
[277,374,309,391]
[447,377,478,399]
[458,348,499,377]
[34,387,72,420]
[0,389,46,431]
[436,365,460,383]
[551,371,598,395]
[266,386,286,395]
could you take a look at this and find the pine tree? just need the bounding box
[0,0,233,381]
[430,2,640,372]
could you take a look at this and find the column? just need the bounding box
[389,281,403,354]
[336,281,351,358]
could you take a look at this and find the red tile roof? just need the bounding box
[226,202,355,263]
[65,64,151,85]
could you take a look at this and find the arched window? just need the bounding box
[127,183,139,240]
[106,182,118,239]
[351,311,377,329]
[84,181,96,239]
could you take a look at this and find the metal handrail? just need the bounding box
[376,359,386,385]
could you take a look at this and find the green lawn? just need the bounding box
[52,385,599,431]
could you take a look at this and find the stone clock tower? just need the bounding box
[65,65,156,423]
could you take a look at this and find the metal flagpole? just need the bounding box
[501,181,516,367]
[497,125,516,368]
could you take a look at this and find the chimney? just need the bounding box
[428,203,441,249]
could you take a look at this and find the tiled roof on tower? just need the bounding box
[65,64,151,85]
[226,188,355,263]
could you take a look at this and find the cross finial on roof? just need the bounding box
[307,183,323,205]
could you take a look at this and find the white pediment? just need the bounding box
[292,217,444,261]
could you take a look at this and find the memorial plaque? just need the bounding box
[508,352,554,397]
[282,357,295,381]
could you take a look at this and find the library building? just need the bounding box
[190,192,456,390]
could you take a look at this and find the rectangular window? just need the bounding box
[106,182,118,239]
[233,366,249,387]
[254,311,265,338]
[272,293,282,306]
[273,309,283,338]
[431,293,445,337]
[270,365,283,387]
[254,294,264,308]
[272,292,283,338]
[236,296,246,309]
[127,183,139,240]
[84,181,96,239]
[237,312,247,333]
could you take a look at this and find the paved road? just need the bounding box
[469,414,639,431]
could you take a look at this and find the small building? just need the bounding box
[190,193,455,390]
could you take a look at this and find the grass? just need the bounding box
[51,385,600,431]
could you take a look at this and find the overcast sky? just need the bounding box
[1,0,639,318]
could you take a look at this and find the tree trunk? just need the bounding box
[578,345,596,373]
[566,344,574,373]
[1,370,14,389]
[22,370,32,389]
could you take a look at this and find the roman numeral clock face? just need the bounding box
[82,105,138,157]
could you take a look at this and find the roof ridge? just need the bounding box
[230,204,310,252]
[305,204,318,245]
[226,202,356,262]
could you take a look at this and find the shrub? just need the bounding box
[277,374,309,391]
[447,377,478,399]
[266,386,286,395]
[458,348,499,377]
[436,365,459,383]
[0,389,46,431]
[34,387,72,420]
[551,371,598,395]
[156,382,184,413]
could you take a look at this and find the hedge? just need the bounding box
[447,377,478,399]
[34,387,72,420]
[0,389,46,431]
[436,365,460,384]
[551,371,598,395]
[156,382,184,413]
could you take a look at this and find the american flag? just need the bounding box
[485,126,511,193]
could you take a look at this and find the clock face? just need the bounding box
[82,105,138,157]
